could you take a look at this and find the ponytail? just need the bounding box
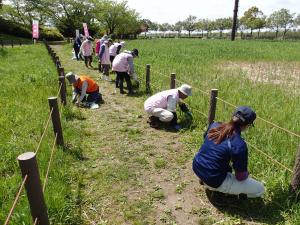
[208,117,241,144]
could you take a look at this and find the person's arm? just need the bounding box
[167,95,177,112]
[128,56,135,75]
[116,45,122,54]
[77,81,88,103]
[72,88,78,103]
[232,140,249,181]
[99,45,105,59]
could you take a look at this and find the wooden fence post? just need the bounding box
[291,144,300,193]
[17,152,50,225]
[52,52,56,63]
[208,89,218,125]
[1,40,3,48]
[146,64,151,94]
[170,73,176,89]
[11,40,14,48]
[59,67,65,77]
[59,76,67,106]
[48,97,64,146]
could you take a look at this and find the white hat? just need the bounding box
[66,72,79,84]
[178,84,192,96]
[120,41,125,47]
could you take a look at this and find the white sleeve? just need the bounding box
[78,81,88,102]
[167,95,177,112]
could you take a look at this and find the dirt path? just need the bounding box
[51,44,262,225]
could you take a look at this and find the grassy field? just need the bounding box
[127,39,300,224]
[2,39,300,225]
[0,45,84,224]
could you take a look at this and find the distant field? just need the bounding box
[0,45,83,224]
[129,39,300,223]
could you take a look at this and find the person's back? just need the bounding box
[144,89,178,113]
[81,39,93,56]
[112,51,132,72]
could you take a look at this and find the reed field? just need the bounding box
[0,45,84,224]
[129,39,300,223]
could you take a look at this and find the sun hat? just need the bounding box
[66,72,79,84]
[131,48,139,57]
[178,84,192,96]
[233,106,256,125]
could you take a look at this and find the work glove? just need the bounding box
[179,103,193,119]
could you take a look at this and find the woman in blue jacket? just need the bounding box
[193,106,264,198]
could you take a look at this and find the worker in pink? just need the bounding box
[144,84,192,130]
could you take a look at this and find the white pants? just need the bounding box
[149,108,174,122]
[206,173,265,198]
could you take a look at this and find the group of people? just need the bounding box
[69,36,265,202]
[72,34,139,95]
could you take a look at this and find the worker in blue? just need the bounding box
[193,106,265,198]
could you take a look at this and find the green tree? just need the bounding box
[174,21,183,37]
[182,15,197,37]
[295,14,300,26]
[267,8,295,39]
[240,6,266,38]
[215,17,232,38]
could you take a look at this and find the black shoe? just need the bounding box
[120,91,126,94]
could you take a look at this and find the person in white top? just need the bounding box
[79,36,94,68]
[99,38,113,81]
[144,84,192,130]
[112,48,139,94]
[109,41,125,64]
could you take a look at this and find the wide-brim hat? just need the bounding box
[66,72,79,84]
[178,84,192,96]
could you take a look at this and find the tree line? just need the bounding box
[141,7,300,39]
[0,0,141,38]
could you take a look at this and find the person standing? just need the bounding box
[79,36,94,68]
[65,72,102,105]
[73,36,82,60]
[99,39,113,81]
[96,35,108,72]
[109,41,125,64]
[112,48,139,94]
[144,84,192,130]
[192,106,265,198]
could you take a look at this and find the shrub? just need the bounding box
[40,27,64,41]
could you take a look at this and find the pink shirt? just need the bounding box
[112,52,133,72]
[80,40,93,56]
[144,89,179,113]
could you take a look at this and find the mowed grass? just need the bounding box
[0,45,83,224]
[127,39,300,224]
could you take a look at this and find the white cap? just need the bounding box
[178,84,192,96]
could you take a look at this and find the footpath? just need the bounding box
[51,44,250,225]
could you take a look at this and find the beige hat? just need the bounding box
[178,84,192,96]
[66,72,79,84]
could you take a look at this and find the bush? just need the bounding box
[0,18,31,38]
[40,27,64,41]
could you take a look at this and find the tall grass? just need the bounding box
[0,45,83,224]
[129,39,300,224]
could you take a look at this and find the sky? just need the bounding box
[122,0,300,24]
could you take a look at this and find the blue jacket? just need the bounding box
[193,122,248,188]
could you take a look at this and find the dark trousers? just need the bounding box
[84,56,93,67]
[75,88,102,103]
[116,71,132,94]
[110,55,115,64]
[74,47,80,60]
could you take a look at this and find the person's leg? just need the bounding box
[103,65,110,80]
[151,108,174,122]
[115,73,120,88]
[208,173,265,198]
[88,56,93,67]
[110,56,115,64]
[86,91,100,103]
[124,73,133,94]
[74,48,79,60]
[84,56,88,67]
[119,73,125,94]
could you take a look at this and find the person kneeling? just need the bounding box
[193,106,265,199]
[144,84,192,130]
[66,72,103,107]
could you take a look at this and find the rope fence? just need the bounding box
[3,40,67,225]
[136,62,299,186]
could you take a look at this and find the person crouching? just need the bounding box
[144,84,192,130]
[66,72,103,106]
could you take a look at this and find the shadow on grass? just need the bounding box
[63,143,87,161]
[205,185,298,224]
[0,48,8,57]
